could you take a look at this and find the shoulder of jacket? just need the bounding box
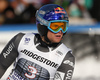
[56,43,72,56]
[60,43,72,52]
[24,33,35,36]
[14,32,35,41]
[17,33,37,48]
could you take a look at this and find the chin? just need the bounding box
[53,40,61,43]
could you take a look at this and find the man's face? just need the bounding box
[47,30,63,43]
[47,22,65,43]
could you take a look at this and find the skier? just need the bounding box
[0,4,75,80]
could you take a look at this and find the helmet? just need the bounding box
[36,4,69,36]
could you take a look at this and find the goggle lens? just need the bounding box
[50,22,67,33]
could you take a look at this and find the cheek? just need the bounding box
[47,31,55,39]
[47,32,53,38]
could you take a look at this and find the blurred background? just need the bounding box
[0,0,100,80]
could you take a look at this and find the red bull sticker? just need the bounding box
[54,7,66,14]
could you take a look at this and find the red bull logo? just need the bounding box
[54,7,66,14]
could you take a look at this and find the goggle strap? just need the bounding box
[36,11,49,26]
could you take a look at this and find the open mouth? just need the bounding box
[56,35,61,38]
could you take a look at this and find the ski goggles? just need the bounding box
[36,11,69,33]
[47,20,68,33]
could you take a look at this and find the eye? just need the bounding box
[61,25,64,27]
[61,25,65,29]
[54,25,58,27]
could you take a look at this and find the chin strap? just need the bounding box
[44,35,52,44]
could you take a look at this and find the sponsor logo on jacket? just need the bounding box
[20,49,59,68]
[63,60,74,68]
[3,43,14,58]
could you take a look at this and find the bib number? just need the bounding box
[25,66,37,79]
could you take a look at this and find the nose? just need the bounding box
[58,30,63,34]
